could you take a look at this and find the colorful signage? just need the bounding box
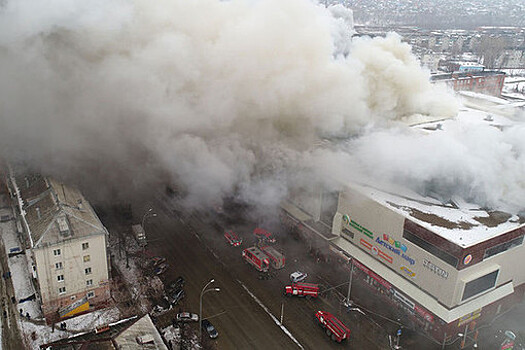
[353,259,392,289]
[342,215,373,239]
[59,296,89,318]
[400,266,416,278]
[463,254,473,265]
[423,259,449,279]
[375,235,415,266]
[415,305,434,323]
[360,239,393,264]
[458,308,482,327]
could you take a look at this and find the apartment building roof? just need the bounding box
[12,172,106,248]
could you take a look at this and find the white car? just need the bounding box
[290,271,308,283]
[176,312,199,322]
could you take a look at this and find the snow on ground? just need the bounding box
[0,207,41,320]
[20,307,121,349]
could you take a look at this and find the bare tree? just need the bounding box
[475,35,507,69]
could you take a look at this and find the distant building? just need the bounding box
[41,314,169,349]
[431,70,505,96]
[7,172,111,324]
[281,111,525,345]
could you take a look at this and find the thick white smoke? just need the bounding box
[4,0,502,213]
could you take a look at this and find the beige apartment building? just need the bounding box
[8,172,110,324]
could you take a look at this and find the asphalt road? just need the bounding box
[134,192,383,350]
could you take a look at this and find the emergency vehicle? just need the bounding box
[259,245,285,269]
[253,228,276,244]
[315,311,351,343]
[242,247,270,272]
[284,283,319,298]
[224,230,242,247]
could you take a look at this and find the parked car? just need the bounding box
[290,271,308,283]
[151,256,166,267]
[170,288,185,305]
[201,319,219,339]
[224,230,242,247]
[167,276,185,292]
[176,312,198,322]
[154,263,168,275]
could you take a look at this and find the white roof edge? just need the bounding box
[334,238,514,323]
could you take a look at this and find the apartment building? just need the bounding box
[8,172,110,324]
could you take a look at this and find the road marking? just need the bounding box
[238,280,304,349]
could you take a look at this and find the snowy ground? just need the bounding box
[0,193,123,349]
[108,233,165,316]
[0,205,41,320]
[20,306,121,349]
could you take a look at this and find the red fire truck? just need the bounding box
[284,283,319,298]
[315,311,351,343]
[253,228,276,244]
[259,245,285,269]
[242,247,270,272]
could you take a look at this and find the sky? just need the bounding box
[0,0,523,215]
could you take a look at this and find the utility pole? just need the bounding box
[280,302,284,324]
[345,258,354,306]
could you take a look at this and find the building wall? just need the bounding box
[33,232,110,321]
[332,185,525,308]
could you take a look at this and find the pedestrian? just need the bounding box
[25,312,30,320]
[19,308,22,315]
[11,296,15,304]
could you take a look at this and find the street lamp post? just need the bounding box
[345,258,354,306]
[141,208,157,229]
[199,279,220,341]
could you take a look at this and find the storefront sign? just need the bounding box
[458,308,482,327]
[360,239,393,264]
[400,266,416,278]
[354,259,392,289]
[343,215,373,239]
[375,236,415,265]
[423,259,449,279]
[463,254,473,265]
[415,305,434,323]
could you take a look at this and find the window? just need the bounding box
[87,291,95,299]
[58,287,66,294]
[85,267,92,275]
[53,249,61,256]
[55,262,63,270]
[82,242,89,250]
[86,279,93,286]
[462,270,499,301]
[83,255,91,263]
[484,236,524,260]
[342,228,354,240]
[403,229,459,267]
[57,275,64,282]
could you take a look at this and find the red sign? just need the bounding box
[354,259,392,289]
[415,304,434,323]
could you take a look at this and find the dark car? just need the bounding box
[170,288,185,305]
[167,276,185,292]
[201,319,219,339]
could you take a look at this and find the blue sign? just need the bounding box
[397,329,402,336]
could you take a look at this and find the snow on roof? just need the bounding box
[354,108,525,248]
[353,182,524,248]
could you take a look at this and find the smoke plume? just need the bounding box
[10,0,521,215]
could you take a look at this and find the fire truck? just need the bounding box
[253,228,276,244]
[315,311,351,343]
[284,283,319,298]
[242,247,270,272]
[258,245,285,269]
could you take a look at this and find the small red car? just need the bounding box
[224,230,242,247]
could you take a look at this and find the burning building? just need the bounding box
[281,109,525,345]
